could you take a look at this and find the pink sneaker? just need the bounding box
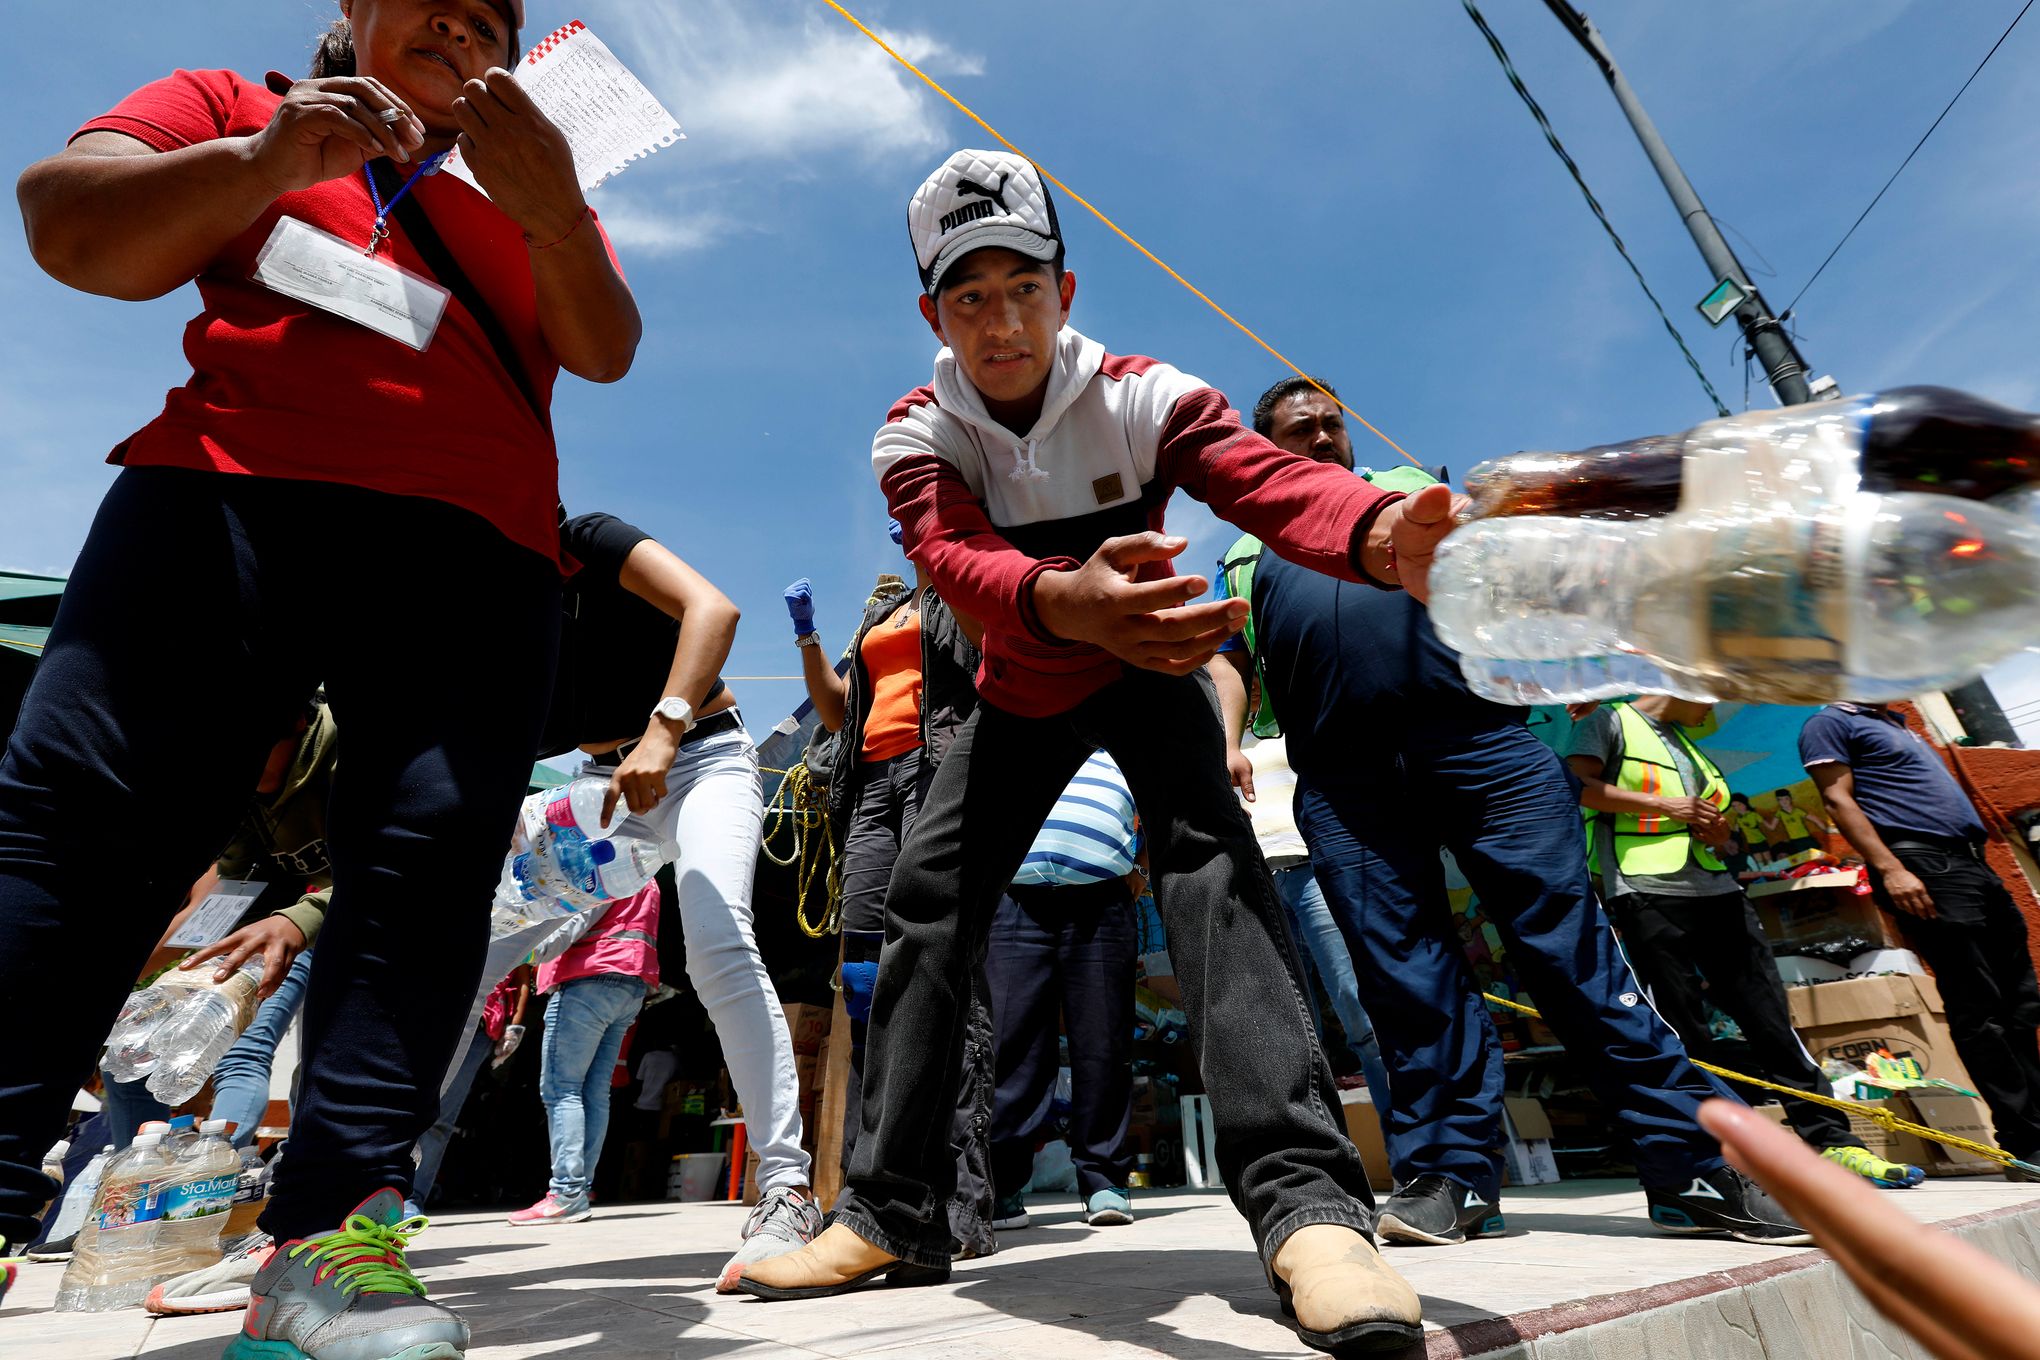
[507,1193,591,1226]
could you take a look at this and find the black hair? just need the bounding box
[1730,791,1750,805]
[311,17,357,77]
[1773,787,1794,800]
[308,12,520,80]
[931,243,1065,300]
[1252,375,1340,437]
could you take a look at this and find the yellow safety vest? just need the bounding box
[1595,703,1729,876]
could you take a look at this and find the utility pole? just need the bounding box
[1542,2,1819,407]
[1545,3,2026,744]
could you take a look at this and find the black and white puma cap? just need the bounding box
[909,149,1063,296]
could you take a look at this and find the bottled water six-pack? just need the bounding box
[490,776,678,938]
[102,959,266,1103]
[1430,387,2040,705]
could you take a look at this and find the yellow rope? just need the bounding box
[1482,990,2033,1171]
[818,0,1421,470]
[760,762,841,937]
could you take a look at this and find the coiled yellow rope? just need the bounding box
[761,761,840,938]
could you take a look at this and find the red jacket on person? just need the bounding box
[872,327,1402,716]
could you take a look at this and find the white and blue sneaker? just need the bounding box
[1084,1187,1134,1226]
[227,1189,467,1360]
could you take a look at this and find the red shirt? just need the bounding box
[78,69,614,565]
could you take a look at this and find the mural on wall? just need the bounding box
[1472,701,1837,1023]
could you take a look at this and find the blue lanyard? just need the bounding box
[363,152,450,258]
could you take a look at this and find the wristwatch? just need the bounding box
[651,696,695,732]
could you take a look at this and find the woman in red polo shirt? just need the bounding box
[0,2,638,1353]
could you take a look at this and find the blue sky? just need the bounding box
[6,1,2040,735]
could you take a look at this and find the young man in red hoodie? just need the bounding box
[738,150,1455,1355]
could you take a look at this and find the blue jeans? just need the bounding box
[409,1024,493,1213]
[538,974,643,1204]
[1298,723,1724,1201]
[209,950,314,1148]
[1271,865,1394,1113]
[102,1073,169,1150]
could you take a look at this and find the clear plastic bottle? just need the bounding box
[42,1144,113,1248]
[55,1132,176,1311]
[1463,386,2040,522]
[155,1120,242,1274]
[532,776,623,844]
[104,970,213,1082]
[144,960,266,1106]
[1432,490,2040,704]
[491,834,677,938]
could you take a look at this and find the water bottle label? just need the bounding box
[97,1181,166,1231]
[163,1173,239,1220]
[543,789,588,836]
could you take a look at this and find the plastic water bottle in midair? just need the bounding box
[1430,387,2040,704]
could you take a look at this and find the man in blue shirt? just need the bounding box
[985,751,1142,1232]
[1214,376,1807,1249]
[1802,702,2040,1168]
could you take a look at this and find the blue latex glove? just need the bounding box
[784,578,817,638]
[886,517,904,546]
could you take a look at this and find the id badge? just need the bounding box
[166,879,267,949]
[251,216,451,351]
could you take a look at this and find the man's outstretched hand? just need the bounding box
[1033,533,1248,676]
[1362,483,1464,603]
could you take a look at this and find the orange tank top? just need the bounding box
[860,605,925,761]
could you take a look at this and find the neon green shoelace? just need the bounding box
[287,1212,430,1297]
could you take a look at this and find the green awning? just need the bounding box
[0,623,47,658]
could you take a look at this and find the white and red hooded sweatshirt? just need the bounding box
[874,326,1404,717]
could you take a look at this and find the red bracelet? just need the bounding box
[527,205,591,250]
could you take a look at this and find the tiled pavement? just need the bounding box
[7,1178,2039,1358]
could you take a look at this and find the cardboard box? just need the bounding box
[1501,1097,1560,1187]
[782,1003,831,1056]
[1906,1090,2002,1176]
[1841,1097,1938,1171]
[1786,973,1979,1093]
[1338,1089,1393,1191]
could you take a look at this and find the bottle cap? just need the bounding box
[101,1144,116,1155]
[138,1121,171,1135]
[133,1133,164,1147]
[591,839,617,864]
[200,1120,229,1135]
[46,1139,70,1159]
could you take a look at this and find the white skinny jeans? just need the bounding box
[584,723,810,1193]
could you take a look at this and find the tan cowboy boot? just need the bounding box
[1271,1224,1424,1354]
[735,1222,949,1300]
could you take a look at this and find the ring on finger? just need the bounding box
[376,106,407,125]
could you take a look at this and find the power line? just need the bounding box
[1461,0,1730,416]
[1783,0,2036,318]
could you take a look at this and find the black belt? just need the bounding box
[591,709,744,767]
[1882,832,1986,862]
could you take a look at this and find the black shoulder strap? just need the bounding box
[372,162,550,433]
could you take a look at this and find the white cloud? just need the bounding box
[589,197,735,257]
[598,0,979,169]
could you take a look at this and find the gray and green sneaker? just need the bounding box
[225,1189,467,1360]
